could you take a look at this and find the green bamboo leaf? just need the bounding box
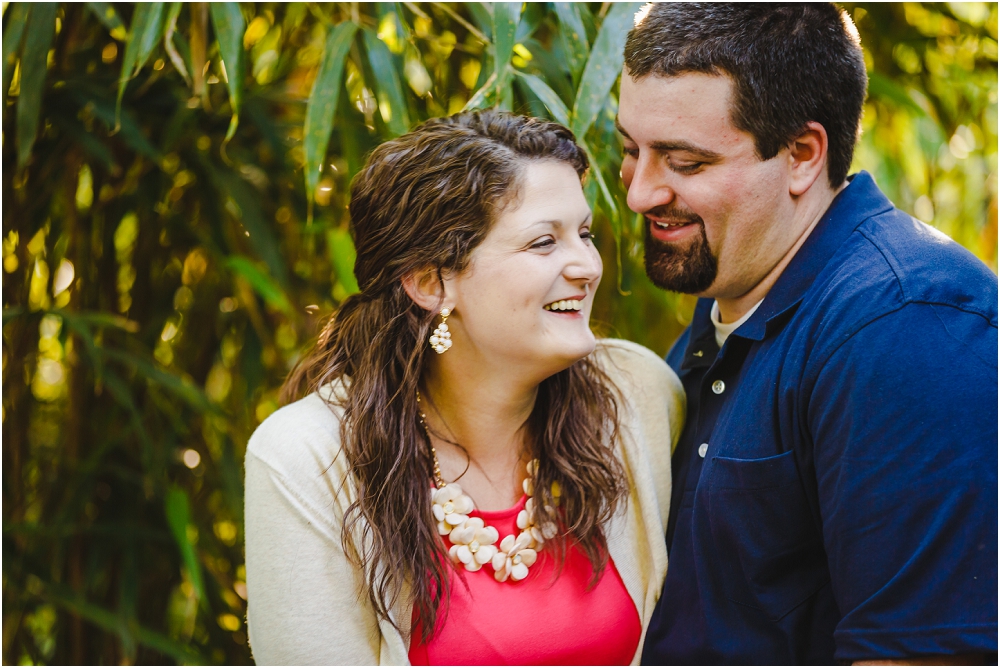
[86,2,127,40]
[868,71,929,118]
[2,3,29,97]
[464,70,497,111]
[41,583,205,664]
[513,70,570,127]
[213,169,290,288]
[304,20,358,205]
[72,89,162,161]
[571,2,641,140]
[327,228,360,295]
[101,347,217,414]
[16,3,56,170]
[554,3,589,86]
[210,2,245,143]
[581,140,630,295]
[225,256,294,315]
[492,2,520,94]
[162,2,189,85]
[362,26,410,137]
[464,2,492,40]
[116,2,166,122]
[164,487,207,608]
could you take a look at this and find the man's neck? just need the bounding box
[715,180,847,324]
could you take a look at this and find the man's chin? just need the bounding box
[644,252,717,294]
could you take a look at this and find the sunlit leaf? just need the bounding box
[16,2,56,170]
[86,2,126,40]
[514,70,570,127]
[492,2,521,95]
[210,2,245,143]
[2,3,29,97]
[554,3,589,87]
[164,487,208,609]
[327,228,360,295]
[868,71,930,118]
[362,26,410,136]
[42,582,206,664]
[225,256,294,315]
[116,2,167,122]
[212,168,290,288]
[571,2,640,140]
[304,20,358,205]
[464,70,498,111]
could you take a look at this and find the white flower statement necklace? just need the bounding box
[418,391,559,582]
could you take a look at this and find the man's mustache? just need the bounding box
[642,206,703,227]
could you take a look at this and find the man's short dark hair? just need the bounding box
[624,3,867,187]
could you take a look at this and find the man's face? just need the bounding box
[617,71,795,300]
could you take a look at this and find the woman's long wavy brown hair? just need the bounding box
[281,110,628,638]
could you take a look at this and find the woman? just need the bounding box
[244,110,684,665]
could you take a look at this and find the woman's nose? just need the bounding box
[565,237,603,283]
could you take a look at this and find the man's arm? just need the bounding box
[808,302,997,663]
[854,653,986,665]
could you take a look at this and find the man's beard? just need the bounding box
[643,216,718,294]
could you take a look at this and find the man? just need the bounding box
[616,4,998,665]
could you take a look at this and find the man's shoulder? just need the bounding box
[857,208,997,317]
[810,206,997,333]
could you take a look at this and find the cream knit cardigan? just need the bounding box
[245,339,684,665]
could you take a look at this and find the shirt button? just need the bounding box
[712,380,725,394]
[698,443,709,458]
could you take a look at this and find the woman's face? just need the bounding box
[445,160,602,378]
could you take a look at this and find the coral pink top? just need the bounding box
[408,495,641,665]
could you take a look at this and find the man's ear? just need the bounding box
[401,266,453,314]
[788,121,830,197]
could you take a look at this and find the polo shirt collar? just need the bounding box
[679,172,893,363]
[732,171,895,342]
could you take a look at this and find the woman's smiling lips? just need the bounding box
[543,296,587,316]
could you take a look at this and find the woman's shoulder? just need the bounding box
[593,338,686,455]
[593,338,682,397]
[246,386,350,488]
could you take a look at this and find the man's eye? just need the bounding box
[623,147,639,158]
[671,161,704,174]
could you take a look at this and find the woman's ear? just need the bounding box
[401,266,453,313]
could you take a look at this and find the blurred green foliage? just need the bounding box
[2,2,996,664]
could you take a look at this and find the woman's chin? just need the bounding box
[546,332,598,369]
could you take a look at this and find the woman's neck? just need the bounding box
[420,359,538,510]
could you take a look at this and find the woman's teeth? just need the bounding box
[544,299,582,312]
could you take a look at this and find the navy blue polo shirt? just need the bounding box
[641,172,998,664]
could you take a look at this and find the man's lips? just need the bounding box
[648,215,700,242]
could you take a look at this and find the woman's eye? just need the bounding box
[530,238,555,249]
[581,231,595,243]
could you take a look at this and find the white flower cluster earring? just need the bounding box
[428,308,452,354]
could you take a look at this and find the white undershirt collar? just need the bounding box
[710,299,764,349]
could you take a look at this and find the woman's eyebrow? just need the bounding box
[526,212,593,231]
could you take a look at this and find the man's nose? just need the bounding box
[624,155,675,215]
